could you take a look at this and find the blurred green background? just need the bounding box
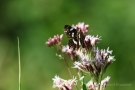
[0,0,135,90]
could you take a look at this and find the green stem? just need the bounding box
[99,67,104,90]
[17,37,21,90]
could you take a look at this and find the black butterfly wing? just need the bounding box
[64,25,77,38]
[64,25,86,50]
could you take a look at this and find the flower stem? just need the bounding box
[63,55,73,78]
[17,37,21,90]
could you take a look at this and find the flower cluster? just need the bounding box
[100,76,110,89]
[46,22,115,90]
[46,34,63,47]
[86,80,97,90]
[93,47,115,71]
[52,75,77,90]
[73,47,115,89]
[84,35,101,50]
[62,45,77,59]
[72,22,89,34]
[86,76,110,90]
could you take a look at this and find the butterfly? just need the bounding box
[64,25,85,50]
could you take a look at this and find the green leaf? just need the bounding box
[79,76,85,85]
[83,83,87,90]
[79,76,88,90]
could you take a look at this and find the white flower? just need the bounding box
[100,76,110,89]
[107,56,115,63]
[52,75,77,90]
[62,45,73,55]
[72,22,89,34]
[52,75,64,88]
[73,61,85,72]
[85,35,101,47]
[76,49,90,62]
